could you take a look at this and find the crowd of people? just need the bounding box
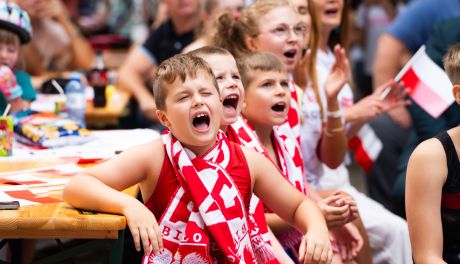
[1,0,459,263]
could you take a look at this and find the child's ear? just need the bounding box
[245,36,257,52]
[453,85,460,105]
[156,110,171,128]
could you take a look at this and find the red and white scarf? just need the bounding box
[233,113,307,258]
[143,131,256,264]
[274,116,308,259]
[272,127,307,195]
[281,80,301,145]
[231,115,307,199]
[228,116,267,155]
[228,117,279,264]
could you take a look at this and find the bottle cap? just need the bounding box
[70,72,82,81]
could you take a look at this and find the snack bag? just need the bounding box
[13,110,93,148]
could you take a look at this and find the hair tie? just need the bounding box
[233,12,240,21]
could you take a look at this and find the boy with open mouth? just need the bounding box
[63,53,332,264]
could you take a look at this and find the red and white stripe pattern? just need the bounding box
[230,116,266,155]
[277,81,307,194]
[232,115,307,194]
[143,131,256,264]
[284,81,301,145]
[272,128,307,195]
[397,45,454,118]
[231,115,307,258]
[348,124,383,173]
[229,116,279,264]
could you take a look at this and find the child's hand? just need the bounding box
[123,201,163,255]
[330,223,363,262]
[0,66,22,101]
[298,230,333,264]
[293,48,311,89]
[335,192,359,222]
[317,194,352,228]
[324,45,349,101]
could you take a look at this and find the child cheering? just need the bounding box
[64,54,332,264]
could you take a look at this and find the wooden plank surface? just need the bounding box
[0,202,125,238]
[0,157,131,239]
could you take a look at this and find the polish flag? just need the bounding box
[396,45,454,118]
[349,124,383,173]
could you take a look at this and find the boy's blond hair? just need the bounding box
[153,54,219,110]
[237,51,287,89]
[443,43,460,86]
[188,45,232,59]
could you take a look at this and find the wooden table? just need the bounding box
[85,87,131,128]
[0,157,131,263]
[0,202,125,239]
[30,71,131,128]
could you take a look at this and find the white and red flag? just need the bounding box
[396,45,454,118]
[349,124,383,173]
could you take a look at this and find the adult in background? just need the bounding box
[373,0,460,218]
[117,0,200,129]
[17,0,95,75]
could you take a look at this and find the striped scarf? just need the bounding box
[228,116,279,264]
[143,131,257,263]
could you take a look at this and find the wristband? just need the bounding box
[326,109,342,119]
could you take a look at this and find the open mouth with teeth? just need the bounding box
[192,113,210,131]
[271,102,286,112]
[223,94,239,110]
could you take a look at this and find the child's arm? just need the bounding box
[242,147,332,264]
[405,138,447,264]
[63,139,165,255]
